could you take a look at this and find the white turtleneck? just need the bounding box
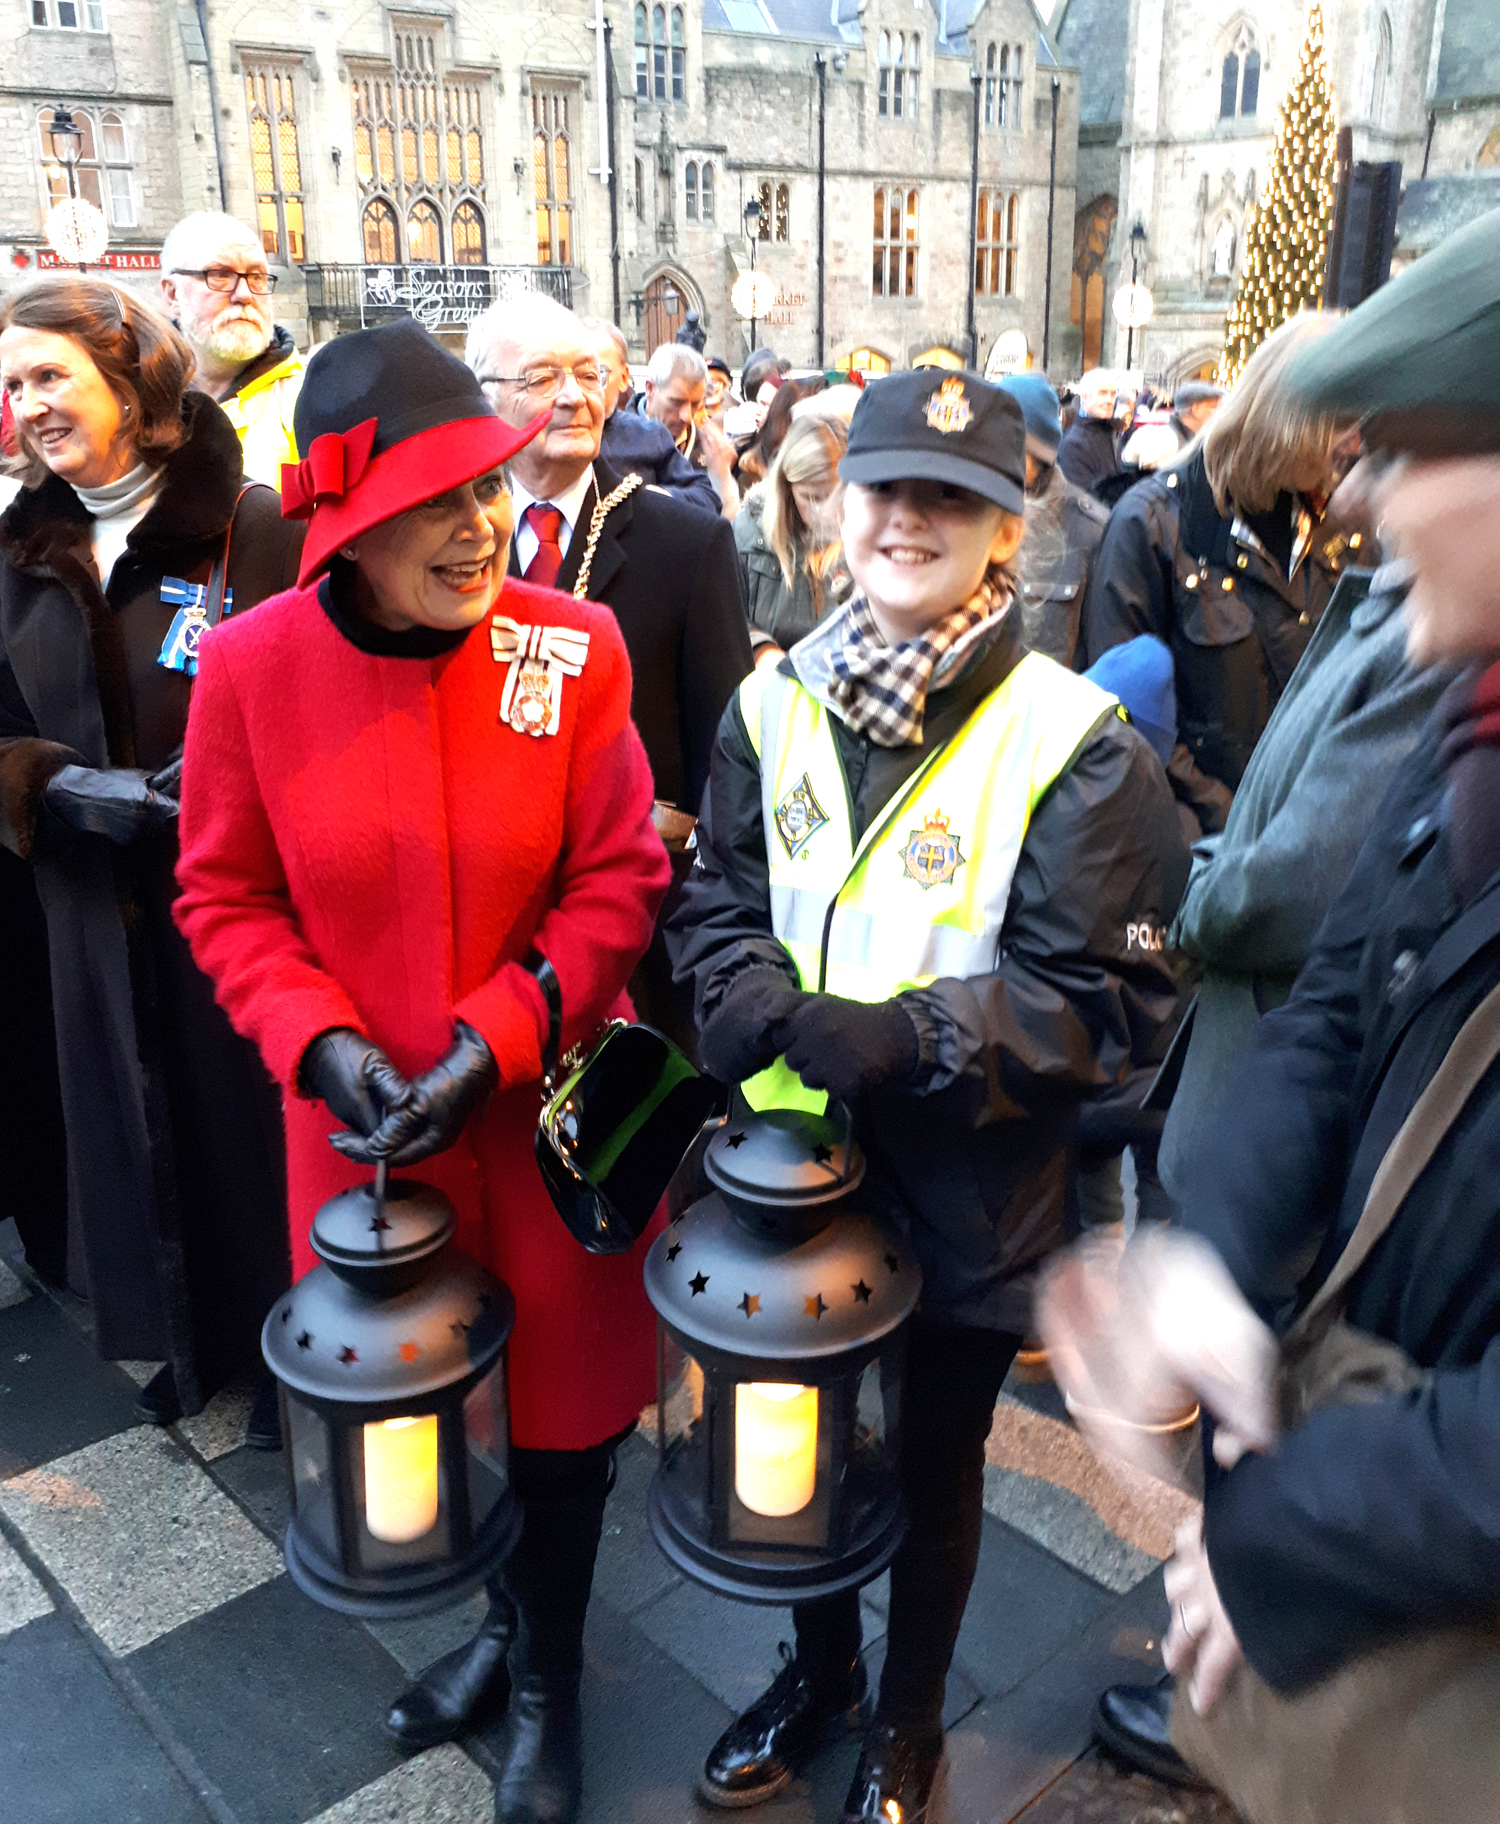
[73,461,161,590]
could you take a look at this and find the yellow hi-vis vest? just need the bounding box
[220,346,305,491]
[739,650,1121,1114]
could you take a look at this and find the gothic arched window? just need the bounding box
[362,197,398,264]
[407,197,442,263]
[452,198,485,265]
[1220,25,1260,120]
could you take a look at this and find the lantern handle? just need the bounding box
[373,1158,389,1230]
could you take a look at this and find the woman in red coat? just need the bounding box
[173,320,670,1821]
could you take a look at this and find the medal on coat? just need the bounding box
[899,810,966,889]
[774,772,829,859]
[157,576,233,677]
[490,616,591,737]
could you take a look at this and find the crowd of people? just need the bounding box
[0,201,1496,1824]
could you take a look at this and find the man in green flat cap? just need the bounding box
[1059,207,1500,1816]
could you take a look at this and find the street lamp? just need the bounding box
[47,104,83,197]
[44,103,107,274]
[263,1164,521,1619]
[743,196,763,352]
[644,1106,922,1603]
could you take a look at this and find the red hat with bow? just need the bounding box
[284,318,548,587]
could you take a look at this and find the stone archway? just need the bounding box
[1071,195,1117,370]
[642,266,701,357]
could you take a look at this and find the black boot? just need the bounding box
[137,1364,181,1426]
[699,1641,871,1810]
[495,1470,611,1823]
[841,1722,944,1823]
[1092,1675,1208,1789]
[384,1587,517,1753]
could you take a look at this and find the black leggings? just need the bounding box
[793,1318,1021,1737]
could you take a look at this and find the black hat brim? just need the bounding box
[839,448,1025,515]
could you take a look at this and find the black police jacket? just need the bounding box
[1178,693,1500,1692]
[668,620,1187,1334]
[1079,451,1345,832]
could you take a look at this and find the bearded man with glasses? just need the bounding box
[160,211,304,489]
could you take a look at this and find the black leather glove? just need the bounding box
[698,970,805,1085]
[344,1020,499,1166]
[299,1028,412,1148]
[147,755,184,811]
[774,994,920,1103]
[43,763,178,844]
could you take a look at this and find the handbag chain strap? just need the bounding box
[1292,975,1500,1341]
[571,472,643,600]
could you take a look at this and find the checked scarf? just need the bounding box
[825,579,1009,747]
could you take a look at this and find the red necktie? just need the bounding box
[523,503,566,590]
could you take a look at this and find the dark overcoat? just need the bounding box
[0,395,303,1409]
[1179,696,1500,1691]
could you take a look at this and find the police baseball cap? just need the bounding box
[840,368,1026,514]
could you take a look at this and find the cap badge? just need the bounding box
[491,616,590,737]
[925,378,972,436]
[774,772,829,859]
[900,810,966,889]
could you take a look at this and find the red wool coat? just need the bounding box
[174,576,672,1450]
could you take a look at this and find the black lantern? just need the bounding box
[47,104,83,182]
[263,1166,521,1619]
[644,1107,921,1603]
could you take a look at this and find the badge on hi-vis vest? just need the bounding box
[925,378,972,436]
[774,772,829,859]
[900,810,966,889]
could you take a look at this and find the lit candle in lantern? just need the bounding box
[734,1382,818,1517]
[363,1414,440,1543]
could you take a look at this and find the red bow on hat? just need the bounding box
[280,417,379,520]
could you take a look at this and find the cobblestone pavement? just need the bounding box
[0,1220,1238,1824]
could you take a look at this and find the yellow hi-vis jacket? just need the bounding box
[220,344,305,491]
[739,651,1121,1114]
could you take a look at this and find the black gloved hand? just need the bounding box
[342,1020,499,1167]
[774,994,920,1103]
[43,763,179,844]
[698,970,805,1085]
[299,1028,412,1148]
[147,756,184,811]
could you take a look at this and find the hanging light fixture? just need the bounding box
[263,1164,521,1619]
[645,1106,921,1603]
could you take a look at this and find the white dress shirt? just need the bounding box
[510,465,596,579]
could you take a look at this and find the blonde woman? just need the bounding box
[733,413,852,666]
[1080,314,1352,835]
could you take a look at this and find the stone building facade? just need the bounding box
[0,0,1081,378]
[1054,0,1500,385]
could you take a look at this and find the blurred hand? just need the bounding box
[1164,1514,1243,1715]
[340,1021,498,1166]
[1038,1228,1279,1484]
[43,763,179,845]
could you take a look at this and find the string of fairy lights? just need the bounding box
[1217,2,1340,385]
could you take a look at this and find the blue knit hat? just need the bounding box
[995,373,1062,462]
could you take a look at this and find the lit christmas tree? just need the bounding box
[1217,2,1340,385]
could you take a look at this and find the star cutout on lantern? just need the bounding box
[338,1345,358,1364]
[369,1214,390,1232]
[398,1341,420,1362]
[812,1142,833,1164]
[666,1242,682,1262]
[884,1252,900,1275]
[450,1318,471,1338]
[295,1330,312,1350]
[726,1131,748,1149]
[805,1293,827,1320]
[852,1280,872,1304]
[738,1292,762,1318]
[689,1272,710,1296]
[280,1307,291,1325]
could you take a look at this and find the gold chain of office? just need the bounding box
[570,471,645,600]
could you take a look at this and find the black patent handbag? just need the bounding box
[529,955,722,1255]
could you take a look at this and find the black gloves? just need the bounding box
[776,994,920,1103]
[699,970,804,1085]
[338,1021,499,1167]
[299,1027,412,1144]
[43,763,179,845]
[147,756,184,807]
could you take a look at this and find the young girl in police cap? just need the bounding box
[671,367,1185,1822]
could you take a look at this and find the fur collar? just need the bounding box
[0,391,245,571]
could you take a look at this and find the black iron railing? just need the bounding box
[302,263,573,329]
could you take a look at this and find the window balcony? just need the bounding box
[302,263,573,331]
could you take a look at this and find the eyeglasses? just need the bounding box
[478,363,604,402]
[170,267,278,295]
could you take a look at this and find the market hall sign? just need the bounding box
[36,248,163,271]
[763,287,807,328]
